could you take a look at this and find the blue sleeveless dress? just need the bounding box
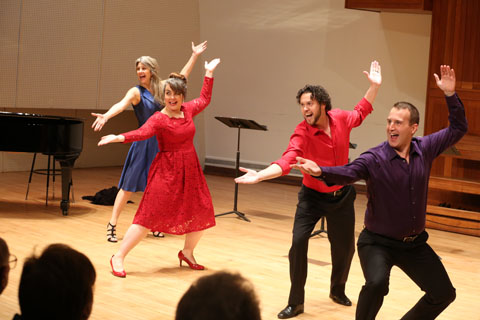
[118,86,161,192]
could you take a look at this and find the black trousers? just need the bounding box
[287,184,356,305]
[356,229,456,320]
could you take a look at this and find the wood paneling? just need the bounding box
[425,0,480,236]
[345,0,433,13]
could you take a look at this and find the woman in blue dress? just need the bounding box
[91,41,207,242]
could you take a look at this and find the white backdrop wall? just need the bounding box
[198,0,432,171]
[0,0,203,172]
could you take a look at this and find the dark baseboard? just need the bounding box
[204,165,366,193]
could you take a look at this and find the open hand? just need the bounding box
[192,41,207,56]
[363,60,382,87]
[290,157,322,176]
[205,58,221,72]
[434,65,455,97]
[91,113,107,132]
[234,167,261,184]
[98,134,123,146]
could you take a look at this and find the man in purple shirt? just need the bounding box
[292,65,467,319]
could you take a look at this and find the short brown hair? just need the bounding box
[176,271,261,320]
[164,72,188,98]
[393,101,420,125]
[18,244,96,320]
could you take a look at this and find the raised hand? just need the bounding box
[363,60,382,87]
[205,58,221,72]
[434,65,456,97]
[234,167,262,184]
[192,41,207,56]
[98,134,124,146]
[91,113,107,132]
[290,157,322,177]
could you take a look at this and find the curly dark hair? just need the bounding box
[296,84,332,112]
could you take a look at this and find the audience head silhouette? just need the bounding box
[0,237,11,294]
[176,271,261,320]
[17,243,96,320]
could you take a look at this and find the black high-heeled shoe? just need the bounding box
[152,231,165,238]
[107,222,117,243]
[178,250,205,270]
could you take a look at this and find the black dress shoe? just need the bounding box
[277,304,304,319]
[329,293,352,306]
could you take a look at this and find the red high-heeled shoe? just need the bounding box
[178,250,205,270]
[110,255,126,278]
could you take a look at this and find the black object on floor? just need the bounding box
[82,186,133,206]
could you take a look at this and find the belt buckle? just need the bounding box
[402,235,418,242]
[333,187,343,197]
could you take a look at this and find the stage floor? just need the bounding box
[0,167,479,319]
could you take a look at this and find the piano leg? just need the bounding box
[58,156,76,216]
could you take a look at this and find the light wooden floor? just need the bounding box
[0,167,479,320]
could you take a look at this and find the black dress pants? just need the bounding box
[287,184,356,305]
[356,229,456,320]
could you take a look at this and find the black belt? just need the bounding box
[364,228,420,243]
[402,234,419,242]
[324,186,346,197]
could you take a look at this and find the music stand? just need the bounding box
[214,116,267,222]
[310,142,357,237]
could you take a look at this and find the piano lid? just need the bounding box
[0,111,84,155]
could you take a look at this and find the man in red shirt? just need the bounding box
[235,61,382,319]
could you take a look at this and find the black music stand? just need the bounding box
[310,142,357,237]
[214,116,267,222]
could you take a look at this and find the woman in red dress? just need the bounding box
[98,58,221,277]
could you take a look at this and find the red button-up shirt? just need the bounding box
[273,97,373,193]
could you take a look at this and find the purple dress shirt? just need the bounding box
[318,94,468,240]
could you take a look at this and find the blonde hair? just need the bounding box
[135,56,162,104]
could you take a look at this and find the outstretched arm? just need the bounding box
[362,60,382,104]
[434,65,456,97]
[179,41,208,79]
[234,164,283,184]
[98,134,125,146]
[293,155,371,186]
[91,87,139,132]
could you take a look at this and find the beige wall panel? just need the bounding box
[0,0,21,108]
[75,109,134,169]
[97,0,201,110]
[199,0,431,168]
[0,1,204,172]
[15,0,103,109]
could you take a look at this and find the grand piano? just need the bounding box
[0,111,83,215]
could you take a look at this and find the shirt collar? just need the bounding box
[384,137,423,160]
[305,111,334,136]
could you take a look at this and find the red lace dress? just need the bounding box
[121,77,216,235]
